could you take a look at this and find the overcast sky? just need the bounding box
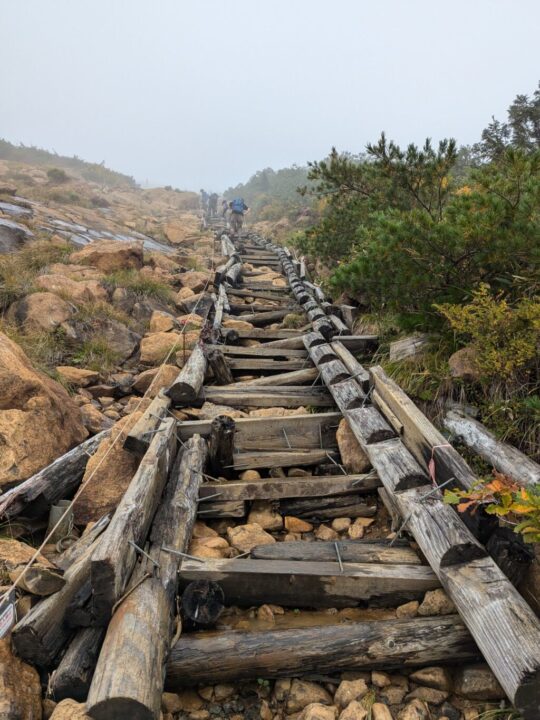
[1,0,539,191]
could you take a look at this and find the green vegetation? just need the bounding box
[103,268,173,304]
[71,336,121,372]
[0,138,137,188]
[46,167,70,184]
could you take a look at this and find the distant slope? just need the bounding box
[0,138,137,189]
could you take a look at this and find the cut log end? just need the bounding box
[87,698,154,720]
[515,670,540,720]
[440,543,488,567]
[181,579,225,627]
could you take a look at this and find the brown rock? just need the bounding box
[74,414,141,524]
[453,664,505,700]
[179,271,210,293]
[188,536,230,559]
[133,365,179,396]
[7,291,74,331]
[248,501,283,531]
[338,701,368,720]
[336,419,371,473]
[285,516,314,533]
[334,679,368,709]
[286,679,333,713]
[47,263,103,281]
[331,517,351,533]
[249,406,308,418]
[140,331,183,365]
[418,589,455,616]
[379,685,408,705]
[448,346,481,382]
[371,704,394,720]
[177,313,204,329]
[176,286,196,302]
[273,678,292,702]
[395,600,419,618]
[199,402,247,420]
[214,683,235,701]
[315,525,338,541]
[301,704,337,720]
[227,523,276,552]
[397,699,429,719]
[49,698,92,718]
[174,331,201,366]
[0,332,87,490]
[0,638,42,719]
[371,671,392,687]
[80,403,112,434]
[406,687,449,705]
[162,689,203,712]
[222,318,255,332]
[149,310,176,333]
[240,470,261,481]
[409,667,452,692]
[35,274,108,303]
[71,239,143,273]
[0,537,63,595]
[56,366,100,387]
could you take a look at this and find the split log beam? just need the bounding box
[181,580,225,627]
[197,500,245,518]
[279,494,376,520]
[232,366,318,386]
[0,431,108,520]
[166,344,207,405]
[200,386,334,408]
[208,415,235,479]
[345,406,396,445]
[211,344,308,358]
[165,615,478,686]
[206,346,234,385]
[227,289,292,302]
[91,418,177,625]
[443,410,540,487]
[49,626,106,702]
[231,448,339,471]
[56,515,111,571]
[123,392,171,455]
[331,341,370,392]
[227,359,307,372]
[246,309,291,326]
[251,540,421,565]
[178,557,440,608]
[86,436,208,720]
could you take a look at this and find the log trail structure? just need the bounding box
[2,222,540,719]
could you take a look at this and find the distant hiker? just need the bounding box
[208,192,218,215]
[229,197,248,234]
[221,199,228,217]
[200,189,209,212]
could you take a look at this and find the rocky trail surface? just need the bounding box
[0,199,539,720]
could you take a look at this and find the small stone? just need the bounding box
[286,679,333,713]
[409,667,452,692]
[43,698,57,719]
[418,589,455,616]
[371,671,392,688]
[164,690,203,712]
[240,470,261,481]
[315,525,338,541]
[371,703,394,720]
[453,664,505,700]
[284,532,302,541]
[331,518,351,533]
[257,604,276,623]
[273,678,292,702]
[260,699,273,720]
[301,704,337,720]
[347,523,364,540]
[189,711,210,720]
[380,685,407,705]
[198,686,214,701]
[227,523,276,552]
[192,521,218,538]
[214,684,235,701]
[285,516,314,533]
[406,687,449,704]
[397,699,429,720]
[395,600,419,618]
[288,468,310,477]
[248,501,283,531]
[338,701,368,720]
[334,679,368,709]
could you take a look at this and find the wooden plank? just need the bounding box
[231,448,339,471]
[228,358,308,372]
[178,557,440,608]
[443,410,540,487]
[179,412,341,450]
[338,335,379,352]
[91,418,177,624]
[213,344,308,358]
[123,392,171,455]
[0,430,108,520]
[166,615,478,687]
[86,436,208,720]
[200,386,334,408]
[251,540,421,565]
[232,366,319,387]
[227,289,292,303]
[198,473,379,502]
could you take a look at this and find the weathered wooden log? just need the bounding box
[373,389,404,436]
[312,316,334,340]
[199,473,379,502]
[165,615,478,686]
[232,366,318,386]
[206,346,234,385]
[329,314,349,334]
[318,358,350,386]
[224,261,242,287]
[227,289,292,303]
[123,392,171,455]
[166,344,207,405]
[197,500,246,518]
[208,415,235,478]
[231,448,338,471]
[91,418,176,624]
[279,493,376,519]
[252,540,421,564]
[56,515,111,571]
[365,438,429,492]
[310,343,338,365]
[246,309,291,326]
[328,378,366,410]
[331,341,370,392]
[86,435,208,720]
[200,386,334,408]
[181,579,224,627]
[213,344,308,358]
[49,627,106,702]
[443,410,540,487]
[345,406,396,445]
[178,557,439,608]
[227,358,307,372]
[214,254,240,285]
[0,431,108,520]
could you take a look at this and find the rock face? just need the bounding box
[0,332,87,490]
[336,418,371,473]
[7,291,74,331]
[70,239,143,273]
[74,414,141,524]
[0,637,42,719]
[0,217,34,252]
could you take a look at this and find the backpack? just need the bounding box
[231,198,245,214]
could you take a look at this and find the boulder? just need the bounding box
[56,366,100,387]
[453,664,505,700]
[227,523,276,552]
[179,271,209,293]
[149,310,176,333]
[448,346,481,382]
[0,217,34,253]
[164,220,193,244]
[73,413,141,524]
[336,419,371,473]
[49,699,92,719]
[286,679,333,713]
[133,365,179,396]
[7,291,74,331]
[140,331,182,365]
[80,403,114,434]
[70,239,143,273]
[0,638,42,719]
[0,332,87,490]
[47,263,103,281]
[35,274,108,303]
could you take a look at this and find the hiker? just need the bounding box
[208,192,218,216]
[200,189,209,212]
[221,199,228,218]
[228,197,249,234]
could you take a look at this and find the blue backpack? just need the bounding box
[231,198,245,213]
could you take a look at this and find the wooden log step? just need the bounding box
[227,289,292,303]
[230,302,294,314]
[179,412,341,451]
[211,343,307,358]
[232,366,319,387]
[199,473,379,502]
[231,448,339,471]
[243,309,292,326]
[197,500,246,518]
[178,557,440,608]
[331,341,370,392]
[279,494,377,520]
[228,359,308,372]
[200,386,334,408]
[0,430,108,520]
[123,392,171,455]
[251,540,422,565]
[49,626,105,701]
[166,344,207,405]
[165,615,478,687]
[345,406,396,445]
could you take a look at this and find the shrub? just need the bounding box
[47,167,69,184]
[71,336,120,372]
[103,269,173,304]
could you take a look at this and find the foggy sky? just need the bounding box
[1,0,539,191]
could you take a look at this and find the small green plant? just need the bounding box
[282,312,305,329]
[104,269,173,303]
[0,320,70,376]
[46,167,69,184]
[71,336,120,372]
